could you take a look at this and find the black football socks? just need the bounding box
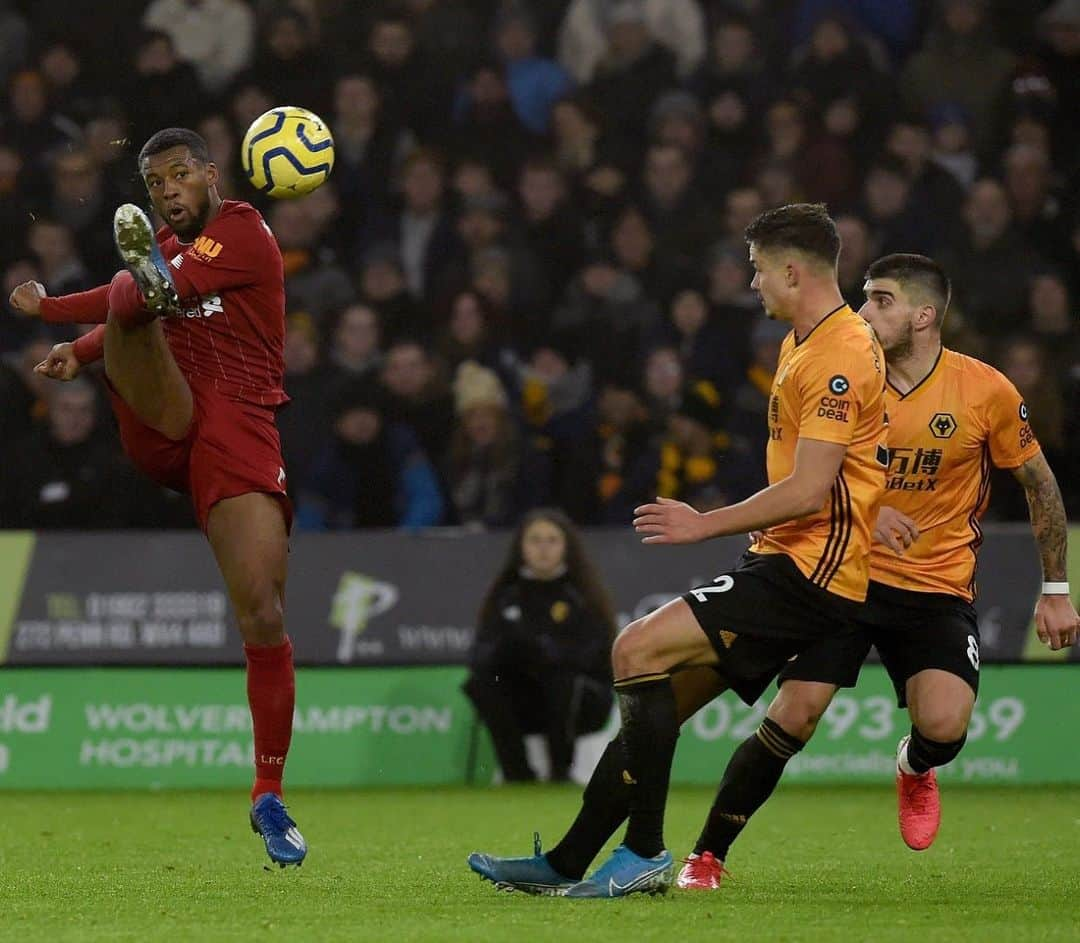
[615,674,679,859]
[695,717,804,859]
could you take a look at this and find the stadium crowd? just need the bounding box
[0,0,1078,530]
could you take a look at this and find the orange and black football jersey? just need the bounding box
[751,305,888,602]
[871,348,1041,601]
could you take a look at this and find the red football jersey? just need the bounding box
[158,200,287,407]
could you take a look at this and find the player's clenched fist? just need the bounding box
[634,496,708,545]
[9,280,46,316]
[35,342,81,381]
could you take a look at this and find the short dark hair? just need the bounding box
[865,253,951,327]
[138,128,210,167]
[744,202,840,268]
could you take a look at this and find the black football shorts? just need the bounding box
[682,551,860,705]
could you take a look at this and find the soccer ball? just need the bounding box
[241,106,335,199]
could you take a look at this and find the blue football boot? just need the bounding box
[467,833,575,895]
[113,203,179,315]
[250,792,307,868]
[564,845,673,898]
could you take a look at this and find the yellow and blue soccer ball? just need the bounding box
[241,106,334,199]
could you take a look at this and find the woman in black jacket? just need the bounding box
[465,508,616,782]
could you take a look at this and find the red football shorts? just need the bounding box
[106,377,293,533]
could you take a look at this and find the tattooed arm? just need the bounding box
[1012,453,1079,650]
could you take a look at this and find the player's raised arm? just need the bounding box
[10,280,111,324]
[634,436,844,544]
[1011,452,1079,650]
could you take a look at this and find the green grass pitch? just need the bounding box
[2,785,1078,942]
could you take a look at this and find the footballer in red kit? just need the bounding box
[9,128,307,867]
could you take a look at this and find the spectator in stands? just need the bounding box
[859,154,935,256]
[381,338,456,468]
[0,1,28,86]
[452,57,539,190]
[26,220,91,297]
[558,0,705,83]
[756,97,856,209]
[553,255,659,388]
[37,40,96,125]
[1003,143,1069,264]
[47,147,115,279]
[297,380,444,530]
[518,156,586,302]
[446,360,537,528]
[3,69,79,168]
[327,303,384,388]
[125,30,204,148]
[988,335,1068,521]
[249,8,331,117]
[332,72,416,230]
[836,214,874,310]
[639,142,717,276]
[0,145,34,263]
[278,312,332,496]
[229,78,274,134]
[405,0,487,85]
[142,0,255,94]
[550,95,628,219]
[926,104,978,194]
[704,242,758,359]
[493,4,574,135]
[900,0,1015,152]
[885,116,965,233]
[579,4,678,152]
[0,377,134,529]
[641,345,683,430]
[437,290,506,372]
[592,382,656,524]
[941,177,1041,338]
[1037,0,1080,166]
[193,113,241,201]
[655,379,751,511]
[0,333,53,442]
[363,9,450,142]
[85,103,140,205]
[516,341,596,522]
[363,148,460,306]
[357,242,420,342]
[655,287,740,393]
[464,507,615,781]
[271,200,355,326]
[728,316,790,496]
[789,11,893,146]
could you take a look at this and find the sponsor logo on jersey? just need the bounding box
[828,374,849,395]
[189,236,223,262]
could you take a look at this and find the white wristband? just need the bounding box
[1041,582,1071,595]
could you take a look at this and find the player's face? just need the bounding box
[749,244,789,321]
[859,277,915,359]
[141,146,218,239]
[520,519,567,579]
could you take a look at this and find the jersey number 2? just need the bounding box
[690,575,735,603]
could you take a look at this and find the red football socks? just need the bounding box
[106,270,157,328]
[245,636,296,802]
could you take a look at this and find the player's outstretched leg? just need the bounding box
[678,680,833,890]
[112,204,179,317]
[467,833,576,895]
[468,668,725,895]
[207,493,305,867]
[563,600,715,899]
[896,669,973,851]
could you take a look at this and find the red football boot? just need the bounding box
[676,851,729,890]
[896,735,941,851]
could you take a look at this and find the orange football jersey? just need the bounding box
[752,305,888,602]
[871,348,1041,601]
